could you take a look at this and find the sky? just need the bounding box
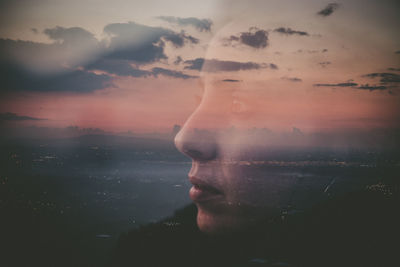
[0,0,399,134]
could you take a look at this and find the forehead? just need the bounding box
[194,13,399,131]
[199,23,307,95]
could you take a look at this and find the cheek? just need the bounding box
[220,163,297,208]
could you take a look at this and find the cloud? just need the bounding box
[281,76,302,82]
[357,84,387,91]
[183,58,276,72]
[319,61,331,67]
[222,79,241,82]
[150,67,198,79]
[0,21,204,93]
[103,22,198,64]
[43,26,98,46]
[86,59,195,79]
[183,58,205,70]
[0,38,112,93]
[387,68,400,71]
[225,28,268,48]
[295,49,327,54]
[0,112,47,121]
[364,73,400,83]
[2,23,198,71]
[157,16,212,32]
[317,3,340,17]
[0,36,100,74]
[314,79,393,92]
[163,30,199,46]
[39,70,112,92]
[86,59,150,77]
[0,60,112,93]
[174,56,183,65]
[0,25,130,83]
[313,82,358,87]
[269,63,278,69]
[395,50,400,54]
[273,27,309,36]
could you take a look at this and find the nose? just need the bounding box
[174,113,218,162]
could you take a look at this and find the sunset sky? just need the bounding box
[0,0,399,134]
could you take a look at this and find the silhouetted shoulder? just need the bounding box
[110,189,399,267]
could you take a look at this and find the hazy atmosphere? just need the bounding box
[1,1,399,266]
[1,0,399,135]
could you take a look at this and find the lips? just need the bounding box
[189,176,224,202]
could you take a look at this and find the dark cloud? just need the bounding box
[38,70,112,92]
[0,38,112,93]
[39,23,198,66]
[295,49,327,54]
[0,60,112,93]
[86,59,196,79]
[44,26,98,46]
[357,84,387,91]
[163,30,199,46]
[281,76,302,82]
[0,38,44,58]
[222,79,241,82]
[0,22,203,94]
[274,27,309,36]
[104,22,198,64]
[0,38,83,71]
[156,16,212,32]
[86,59,150,77]
[174,56,183,65]
[317,3,340,17]
[314,78,394,92]
[36,70,112,93]
[41,70,111,92]
[313,82,358,87]
[319,61,331,67]
[395,50,400,54]
[3,23,198,68]
[151,67,198,79]
[269,63,278,69]
[86,59,195,79]
[0,112,47,121]
[182,58,205,70]
[183,58,275,72]
[31,28,38,34]
[364,72,400,83]
[226,28,269,48]
[387,68,400,71]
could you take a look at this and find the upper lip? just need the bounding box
[189,176,223,195]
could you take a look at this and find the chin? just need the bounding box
[196,205,254,235]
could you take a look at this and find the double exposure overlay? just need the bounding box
[0,0,399,266]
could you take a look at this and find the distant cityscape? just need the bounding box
[1,132,398,266]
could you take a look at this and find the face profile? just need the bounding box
[174,19,399,234]
[174,77,317,233]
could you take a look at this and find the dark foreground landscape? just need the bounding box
[0,134,192,267]
[0,134,399,267]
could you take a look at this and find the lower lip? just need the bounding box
[189,186,224,202]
